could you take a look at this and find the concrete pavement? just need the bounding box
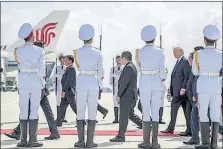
[1,92,222,148]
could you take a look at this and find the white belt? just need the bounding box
[140,70,159,75]
[79,70,97,75]
[20,68,39,73]
[200,72,219,77]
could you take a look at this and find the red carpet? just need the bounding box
[0,129,179,136]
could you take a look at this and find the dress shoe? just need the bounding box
[160,129,173,134]
[57,122,62,127]
[183,139,199,145]
[4,132,20,140]
[113,120,119,123]
[103,110,108,119]
[159,121,166,124]
[44,134,60,140]
[63,120,67,123]
[179,132,192,136]
[137,125,143,129]
[109,136,125,142]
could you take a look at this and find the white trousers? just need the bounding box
[56,89,62,106]
[19,88,41,120]
[76,90,98,120]
[54,81,62,106]
[160,91,165,108]
[198,93,222,122]
[139,90,162,122]
[112,94,119,107]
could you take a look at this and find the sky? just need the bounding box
[1,2,222,86]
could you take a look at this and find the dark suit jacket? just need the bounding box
[186,71,198,101]
[118,62,138,101]
[61,64,76,99]
[170,56,191,96]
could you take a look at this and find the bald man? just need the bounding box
[161,47,191,135]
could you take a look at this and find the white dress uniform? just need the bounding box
[160,68,168,108]
[74,24,104,148]
[51,64,65,106]
[15,23,45,148]
[137,25,166,149]
[109,65,122,107]
[16,25,45,120]
[192,25,222,149]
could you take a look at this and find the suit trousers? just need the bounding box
[14,96,58,135]
[182,91,192,132]
[58,96,77,123]
[118,99,142,138]
[167,95,188,131]
[190,104,200,142]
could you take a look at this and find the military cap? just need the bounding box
[57,53,64,59]
[33,41,44,48]
[116,55,121,59]
[203,24,220,41]
[194,46,204,51]
[79,24,95,41]
[141,25,157,41]
[18,23,33,40]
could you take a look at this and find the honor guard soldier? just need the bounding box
[74,24,104,148]
[109,55,122,123]
[159,67,168,124]
[137,25,166,149]
[51,53,66,122]
[15,23,45,147]
[192,25,222,149]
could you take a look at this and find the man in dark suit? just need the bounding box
[109,51,142,142]
[183,47,204,145]
[57,55,77,126]
[161,47,191,135]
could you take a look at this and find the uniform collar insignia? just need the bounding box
[206,45,215,49]
[146,43,154,46]
[83,44,92,47]
[25,42,33,45]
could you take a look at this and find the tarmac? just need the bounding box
[1,92,222,148]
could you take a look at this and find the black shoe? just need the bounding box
[113,120,119,123]
[57,122,62,127]
[183,139,199,145]
[137,125,143,129]
[160,129,173,134]
[44,134,60,140]
[109,136,125,142]
[103,110,108,119]
[4,132,20,140]
[179,132,192,136]
[63,120,67,123]
[159,121,166,124]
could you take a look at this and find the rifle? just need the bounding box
[55,58,58,96]
[112,57,115,96]
[98,22,103,99]
[159,24,162,49]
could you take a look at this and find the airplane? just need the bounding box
[0,10,70,91]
